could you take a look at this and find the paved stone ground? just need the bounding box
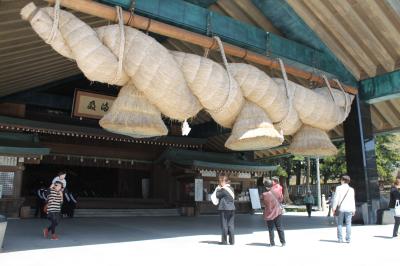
[0,211,397,266]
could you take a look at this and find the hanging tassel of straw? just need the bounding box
[288,125,338,156]
[225,101,284,151]
[99,83,168,138]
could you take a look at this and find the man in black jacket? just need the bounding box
[215,173,235,245]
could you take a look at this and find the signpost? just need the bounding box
[249,188,261,210]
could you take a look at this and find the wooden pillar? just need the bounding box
[13,163,25,198]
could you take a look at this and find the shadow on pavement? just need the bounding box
[199,240,220,245]
[3,213,336,253]
[319,239,339,243]
[246,242,269,247]
[373,235,393,239]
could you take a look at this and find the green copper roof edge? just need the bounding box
[361,69,400,103]
[0,146,50,156]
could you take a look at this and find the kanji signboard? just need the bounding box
[72,90,115,119]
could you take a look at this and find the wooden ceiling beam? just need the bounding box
[373,102,399,128]
[0,60,76,80]
[0,69,81,97]
[327,0,395,72]
[0,44,52,59]
[231,0,281,35]
[286,0,362,80]
[166,39,192,53]
[216,0,254,26]
[300,0,376,77]
[0,55,69,71]
[389,98,400,115]
[370,105,388,130]
[0,65,79,86]
[0,49,58,64]
[354,0,400,58]
[384,100,400,126]
[209,4,229,17]
[332,126,343,137]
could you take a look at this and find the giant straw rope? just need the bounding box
[21,2,354,156]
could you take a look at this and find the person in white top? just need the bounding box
[51,171,67,191]
[332,175,356,243]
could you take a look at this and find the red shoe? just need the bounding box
[51,234,59,240]
[43,228,49,238]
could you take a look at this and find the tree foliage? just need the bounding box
[319,143,347,183]
[375,134,400,182]
[262,133,399,184]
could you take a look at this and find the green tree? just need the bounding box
[319,143,347,183]
[375,133,400,183]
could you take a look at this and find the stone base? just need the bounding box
[0,198,25,218]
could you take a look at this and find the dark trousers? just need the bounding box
[393,216,400,237]
[47,212,60,234]
[219,210,235,244]
[306,204,312,217]
[67,203,76,218]
[35,198,46,218]
[266,215,285,245]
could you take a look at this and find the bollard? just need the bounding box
[321,194,327,211]
[0,215,7,251]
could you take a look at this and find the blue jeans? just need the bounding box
[336,211,352,242]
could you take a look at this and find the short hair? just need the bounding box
[58,171,67,176]
[271,177,279,183]
[264,179,273,189]
[341,175,351,183]
[218,172,230,183]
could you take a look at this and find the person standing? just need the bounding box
[327,186,336,217]
[35,182,47,218]
[212,173,235,245]
[64,191,78,218]
[271,177,283,203]
[332,175,355,243]
[389,179,400,238]
[262,180,286,247]
[43,181,63,240]
[303,191,315,218]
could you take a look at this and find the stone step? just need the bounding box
[27,208,181,218]
[74,209,180,217]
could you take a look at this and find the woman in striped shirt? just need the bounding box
[43,181,63,240]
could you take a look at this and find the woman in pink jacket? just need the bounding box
[262,179,286,247]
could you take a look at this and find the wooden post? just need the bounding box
[44,0,358,94]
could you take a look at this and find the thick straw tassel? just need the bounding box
[99,84,168,138]
[225,101,284,151]
[288,125,338,157]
